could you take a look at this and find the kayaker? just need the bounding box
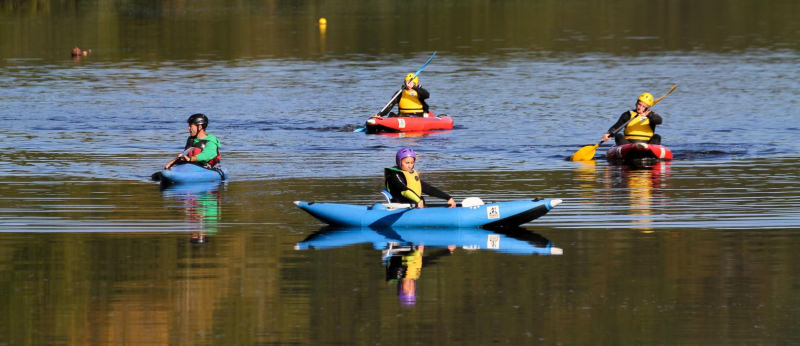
[374,73,431,117]
[164,113,222,170]
[385,147,456,208]
[601,92,663,146]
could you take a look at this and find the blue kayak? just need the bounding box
[293,198,561,229]
[295,227,563,255]
[159,163,227,185]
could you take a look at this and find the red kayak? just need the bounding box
[606,143,673,162]
[365,114,453,134]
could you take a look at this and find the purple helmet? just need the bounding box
[396,147,417,167]
[398,280,417,307]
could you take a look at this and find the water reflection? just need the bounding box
[605,162,671,232]
[369,129,453,139]
[296,227,561,255]
[161,182,223,243]
[571,161,599,199]
[384,243,425,306]
[318,17,327,55]
[3,0,797,62]
[297,227,561,305]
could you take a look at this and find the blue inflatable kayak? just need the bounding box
[293,198,561,229]
[159,163,227,185]
[295,227,563,255]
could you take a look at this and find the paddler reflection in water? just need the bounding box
[385,244,425,306]
[601,92,664,146]
[374,73,431,118]
[188,190,221,244]
[385,147,456,208]
[164,113,222,170]
[384,243,458,306]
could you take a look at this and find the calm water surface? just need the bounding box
[2,0,800,344]
[2,159,800,344]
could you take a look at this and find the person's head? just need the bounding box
[187,113,208,136]
[398,279,417,306]
[396,147,416,172]
[404,73,419,87]
[636,92,654,112]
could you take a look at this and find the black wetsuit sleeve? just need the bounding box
[385,170,409,200]
[421,181,452,201]
[415,86,430,113]
[648,112,662,128]
[414,86,430,101]
[607,111,631,134]
[378,91,403,117]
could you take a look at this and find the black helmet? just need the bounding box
[187,113,208,129]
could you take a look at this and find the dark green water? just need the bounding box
[1,0,800,344]
[2,0,798,61]
[2,159,800,344]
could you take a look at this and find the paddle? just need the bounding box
[569,84,678,161]
[152,147,196,180]
[354,51,438,132]
[380,191,478,208]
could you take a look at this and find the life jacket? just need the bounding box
[624,111,654,141]
[185,137,221,167]
[386,167,422,202]
[401,250,422,280]
[398,88,424,114]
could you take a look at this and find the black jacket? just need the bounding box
[378,86,430,117]
[384,167,451,204]
[607,110,662,135]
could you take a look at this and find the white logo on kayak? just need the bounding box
[487,205,500,219]
[397,118,406,128]
[487,234,500,249]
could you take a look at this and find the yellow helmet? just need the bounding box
[404,73,419,85]
[637,92,654,107]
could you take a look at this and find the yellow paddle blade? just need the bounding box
[570,144,599,161]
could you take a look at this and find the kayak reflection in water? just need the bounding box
[296,227,563,305]
[161,183,222,244]
[384,147,456,209]
[374,73,431,118]
[164,113,222,170]
[601,92,664,146]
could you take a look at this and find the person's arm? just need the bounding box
[414,86,429,100]
[386,171,422,204]
[166,138,195,169]
[607,111,631,134]
[164,157,179,169]
[415,86,430,114]
[192,139,219,163]
[421,181,456,207]
[602,111,631,142]
[647,111,662,127]
[376,92,402,117]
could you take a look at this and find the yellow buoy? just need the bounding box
[318,18,327,25]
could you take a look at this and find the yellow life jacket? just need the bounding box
[386,167,423,202]
[398,89,424,114]
[625,111,654,141]
[400,169,422,201]
[402,250,422,279]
